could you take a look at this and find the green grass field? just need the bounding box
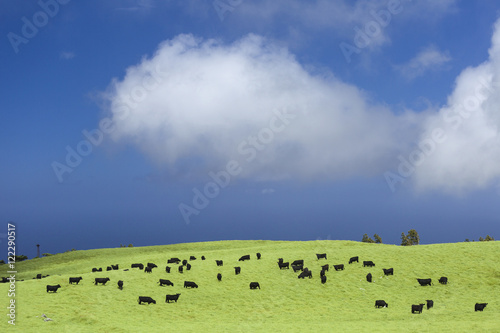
[1,240,499,332]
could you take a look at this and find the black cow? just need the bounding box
[186,264,191,271]
[201,256,206,260]
[320,269,326,277]
[178,266,183,273]
[321,275,327,284]
[190,256,196,261]
[334,264,344,271]
[144,266,153,273]
[46,284,61,293]
[165,266,171,273]
[291,260,304,266]
[69,277,83,284]
[182,260,188,266]
[239,255,250,261]
[363,261,375,267]
[131,263,144,270]
[106,266,112,271]
[147,263,158,268]
[217,273,222,281]
[36,273,42,279]
[321,264,329,272]
[250,282,260,289]
[94,278,110,285]
[426,300,433,310]
[158,279,174,287]
[184,281,198,288]
[166,294,181,303]
[168,258,181,264]
[292,265,303,272]
[412,304,425,314]
[92,268,98,272]
[111,264,119,270]
[383,268,394,276]
[138,296,156,305]
[216,260,223,267]
[117,280,123,289]
[298,269,312,279]
[316,253,327,260]
[1,277,9,283]
[234,267,241,275]
[375,300,388,308]
[349,256,359,264]
[256,253,261,260]
[417,278,432,286]
[278,262,289,270]
[439,277,448,285]
[475,303,488,311]
[366,273,372,283]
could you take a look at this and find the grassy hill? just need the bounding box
[1,240,499,332]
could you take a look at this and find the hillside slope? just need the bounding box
[1,240,499,332]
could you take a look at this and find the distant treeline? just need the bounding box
[362,230,495,246]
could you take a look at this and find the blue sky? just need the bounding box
[1,0,500,259]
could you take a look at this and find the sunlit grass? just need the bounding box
[1,240,498,332]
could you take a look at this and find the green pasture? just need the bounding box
[1,240,498,332]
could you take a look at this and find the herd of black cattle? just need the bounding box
[1,252,489,313]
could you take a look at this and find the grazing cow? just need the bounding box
[147,263,158,268]
[165,266,171,273]
[412,304,425,314]
[375,300,388,308]
[117,280,123,289]
[69,277,83,285]
[278,262,289,270]
[217,273,222,281]
[334,264,344,271]
[186,263,191,271]
[291,260,304,266]
[46,285,61,293]
[316,253,327,260]
[439,277,448,285]
[417,278,432,286]
[383,268,394,276]
[201,256,206,260]
[321,275,327,284]
[256,253,261,260]
[138,296,156,305]
[182,260,188,266]
[320,269,326,277]
[1,277,10,283]
[250,282,260,289]
[168,258,181,264]
[36,273,42,279]
[277,258,284,264]
[475,303,488,311]
[158,279,174,287]
[144,266,153,273]
[111,264,119,270]
[298,269,312,279]
[131,263,144,269]
[92,268,98,272]
[321,264,329,272]
[165,294,181,303]
[363,261,375,267]
[366,273,372,283]
[97,268,102,272]
[94,278,110,285]
[178,266,183,274]
[184,281,198,288]
[190,256,196,261]
[426,300,433,310]
[292,265,304,272]
[234,267,241,275]
[124,269,129,271]
[106,266,112,271]
[216,260,223,267]
[349,256,359,264]
[239,255,251,261]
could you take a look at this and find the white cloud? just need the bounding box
[262,188,275,194]
[60,51,75,60]
[396,45,451,79]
